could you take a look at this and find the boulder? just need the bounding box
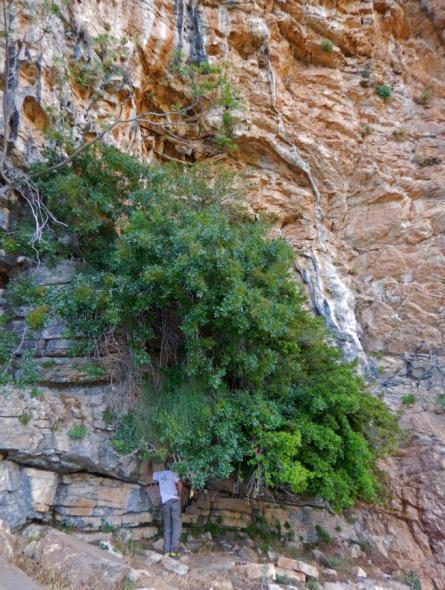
[352,565,368,578]
[238,545,259,562]
[240,562,276,580]
[277,555,319,578]
[128,568,152,585]
[144,549,163,564]
[0,461,58,528]
[161,555,189,575]
[23,528,130,589]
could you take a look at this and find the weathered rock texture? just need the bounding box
[0,1,444,588]
[22,528,130,590]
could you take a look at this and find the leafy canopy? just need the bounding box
[33,144,398,510]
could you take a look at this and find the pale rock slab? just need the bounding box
[24,528,130,589]
[277,555,319,578]
[161,555,189,576]
[240,562,276,580]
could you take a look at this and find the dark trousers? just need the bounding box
[162,499,181,553]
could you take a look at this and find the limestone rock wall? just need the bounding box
[1,1,444,588]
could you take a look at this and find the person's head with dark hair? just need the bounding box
[164,456,174,470]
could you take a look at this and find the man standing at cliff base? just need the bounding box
[153,459,183,556]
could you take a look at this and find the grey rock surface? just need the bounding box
[0,385,148,482]
[0,557,43,590]
[24,528,130,589]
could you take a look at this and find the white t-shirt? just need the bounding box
[153,469,180,504]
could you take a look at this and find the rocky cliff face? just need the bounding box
[1,1,444,588]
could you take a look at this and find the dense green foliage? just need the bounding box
[375,84,392,101]
[25,145,399,509]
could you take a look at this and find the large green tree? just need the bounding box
[28,145,397,509]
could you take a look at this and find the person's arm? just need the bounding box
[176,479,183,497]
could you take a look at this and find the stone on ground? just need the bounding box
[277,555,319,578]
[144,549,163,564]
[240,562,276,580]
[323,567,338,577]
[128,568,152,585]
[193,555,236,573]
[22,528,130,589]
[238,545,259,562]
[161,555,189,576]
[352,565,367,578]
[151,537,164,552]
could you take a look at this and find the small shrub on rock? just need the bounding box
[19,413,31,426]
[68,425,87,440]
[401,570,422,590]
[315,524,332,545]
[375,84,391,101]
[414,86,432,106]
[401,394,416,406]
[320,39,334,53]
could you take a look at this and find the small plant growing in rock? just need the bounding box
[375,84,391,101]
[51,419,63,432]
[83,363,106,379]
[315,524,332,545]
[436,394,445,409]
[25,305,50,330]
[68,34,128,94]
[41,359,57,369]
[401,570,422,590]
[214,134,238,152]
[414,154,441,168]
[276,573,297,585]
[102,407,115,424]
[360,124,373,137]
[68,424,87,440]
[361,68,371,79]
[16,353,40,386]
[326,556,344,569]
[99,518,116,533]
[19,413,31,426]
[30,387,44,400]
[320,39,334,53]
[392,128,406,141]
[401,394,416,406]
[414,86,432,106]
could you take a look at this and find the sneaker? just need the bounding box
[169,551,180,558]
